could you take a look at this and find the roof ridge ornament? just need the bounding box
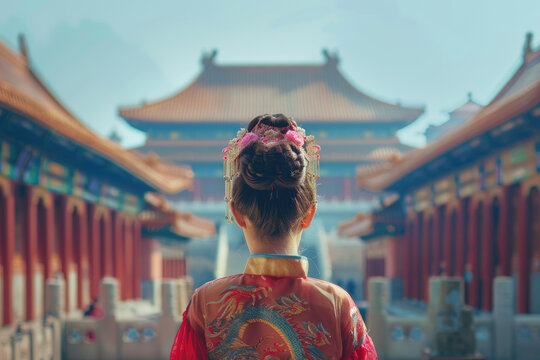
[523,32,533,61]
[201,49,218,68]
[322,48,339,67]
[18,34,29,63]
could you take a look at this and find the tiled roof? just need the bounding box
[119,52,424,124]
[139,193,216,239]
[338,195,403,238]
[357,80,540,193]
[425,96,483,142]
[0,37,193,194]
[490,33,540,104]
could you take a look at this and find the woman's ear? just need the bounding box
[230,202,247,228]
[300,205,316,229]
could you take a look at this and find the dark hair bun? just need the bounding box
[238,140,307,191]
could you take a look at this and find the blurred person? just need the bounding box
[170,114,377,359]
[83,298,104,318]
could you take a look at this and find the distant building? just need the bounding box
[350,32,540,314]
[425,93,483,143]
[119,50,424,202]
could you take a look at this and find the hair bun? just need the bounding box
[238,140,307,191]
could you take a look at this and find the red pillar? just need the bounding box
[88,204,101,300]
[517,184,529,314]
[443,207,452,276]
[124,220,133,299]
[403,218,411,298]
[75,203,89,309]
[132,220,142,299]
[181,258,187,277]
[411,213,420,300]
[58,196,73,311]
[468,199,479,308]
[421,213,430,301]
[24,187,38,321]
[103,211,113,277]
[344,178,352,200]
[498,187,510,276]
[1,181,15,325]
[482,196,494,311]
[455,199,466,277]
[113,212,124,292]
[43,195,55,281]
[432,206,441,275]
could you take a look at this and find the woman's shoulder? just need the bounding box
[191,274,245,299]
[304,277,354,302]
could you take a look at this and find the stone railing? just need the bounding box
[1,275,193,360]
[368,276,540,360]
[385,316,428,359]
[514,314,540,360]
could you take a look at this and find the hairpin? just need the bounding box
[222,122,320,223]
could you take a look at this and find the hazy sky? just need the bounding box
[1,0,539,148]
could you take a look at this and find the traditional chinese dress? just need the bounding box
[170,254,377,359]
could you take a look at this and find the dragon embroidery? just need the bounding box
[205,286,331,360]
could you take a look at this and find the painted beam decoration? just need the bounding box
[458,166,481,197]
[482,156,500,191]
[433,175,457,205]
[413,186,432,212]
[501,141,535,185]
[403,137,540,209]
[0,138,143,214]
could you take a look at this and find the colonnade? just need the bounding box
[401,179,540,313]
[0,178,142,325]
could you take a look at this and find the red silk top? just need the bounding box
[171,254,377,359]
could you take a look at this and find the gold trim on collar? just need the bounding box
[243,255,309,277]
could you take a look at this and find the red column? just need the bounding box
[24,187,38,321]
[181,258,187,277]
[432,206,441,275]
[517,184,529,314]
[113,212,124,291]
[456,199,466,277]
[132,220,142,299]
[482,196,494,311]
[498,187,510,276]
[403,218,411,298]
[468,199,479,308]
[1,182,15,325]
[88,204,101,300]
[344,178,352,200]
[443,207,452,276]
[43,195,55,281]
[124,220,133,299]
[421,213,430,301]
[411,213,420,300]
[103,211,113,277]
[75,203,89,309]
[59,196,73,311]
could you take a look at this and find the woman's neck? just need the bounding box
[243,227,301,255]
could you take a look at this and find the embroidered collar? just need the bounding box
[243,253,309,278]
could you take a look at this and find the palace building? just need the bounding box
[119,50,424,202]
[425,93,483,143]
[344,33,540,314]
[0,36,214,328]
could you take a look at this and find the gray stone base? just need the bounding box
[142,280,162,308]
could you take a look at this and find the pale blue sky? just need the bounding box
[1,0,539,147]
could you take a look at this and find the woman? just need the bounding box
[170,114,377,359]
